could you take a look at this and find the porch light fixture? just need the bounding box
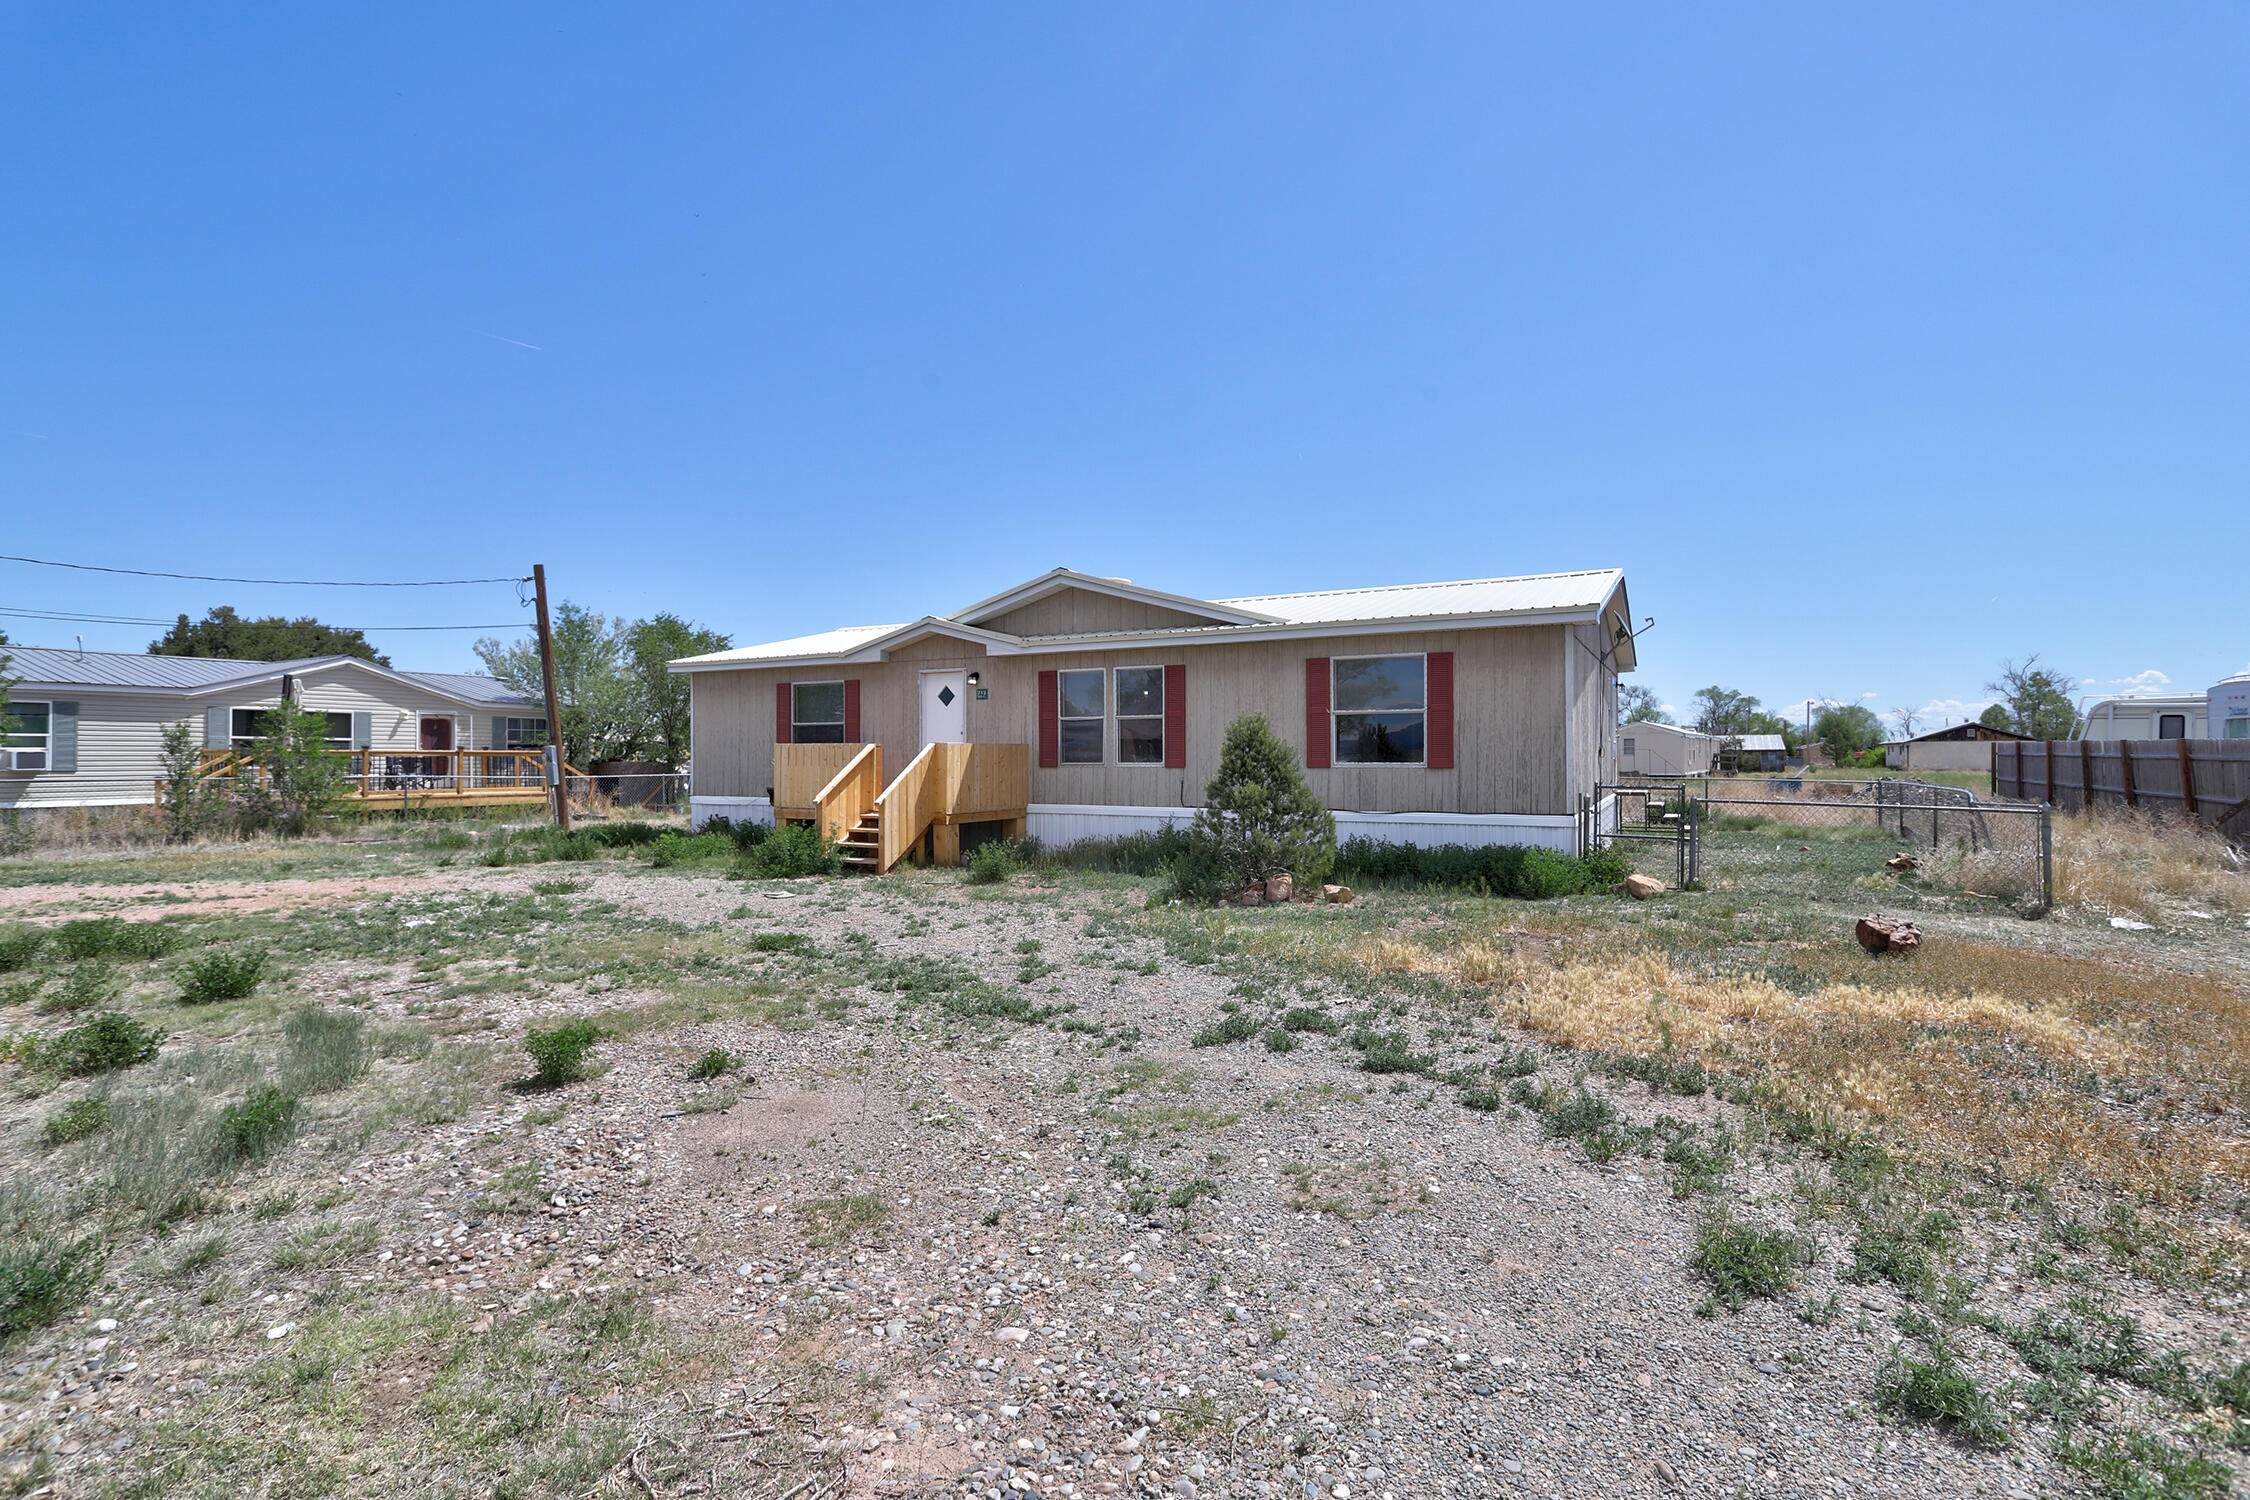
[966,671,981,685]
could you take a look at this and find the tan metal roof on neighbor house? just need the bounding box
[671,567,1632,672]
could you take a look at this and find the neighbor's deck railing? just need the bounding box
[187,747,567,803]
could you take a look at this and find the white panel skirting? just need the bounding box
[1024,803,1582,854]
[690,795,774,831]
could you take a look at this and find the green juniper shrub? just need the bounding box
[689,1048,732,1080]
[41,1099,109,1147]
[965,840,1016,886]
[736,823,841,879]
[1874,1329,2011,1449]
[213,1086,299,1167]
[40,1013,164,1076]
[1171,714,1336,903]
[525,1018,603,1086]
[40,961,120,1015]
[0,1234,101,1342]
[1692,1215,1813,1311]
[0,929,48,974]
[178,949,268,1005]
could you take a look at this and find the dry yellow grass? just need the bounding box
[1366,931,2250,1206]
[2051,806,2249,916]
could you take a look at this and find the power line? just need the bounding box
[0,606,525,632]
[0,553,530,587]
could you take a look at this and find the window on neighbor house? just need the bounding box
[1058,669,1105,763]
[791,682,847,744]
[2158,714,2187,740]
[3,701,50,769]
[1332,654,1426,765]
[1621,737,1636,758]
[231,708,352,750]
[499,717,549,750]
[1115,667,1165,765]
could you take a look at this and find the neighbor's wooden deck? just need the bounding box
[187,748,576,811]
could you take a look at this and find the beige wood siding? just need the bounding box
[688,623,1575,816]
[977,590,1233,637]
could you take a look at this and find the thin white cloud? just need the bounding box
[1913,697,2001,729]
[474,330,544,351]
[2100,669,2171,693]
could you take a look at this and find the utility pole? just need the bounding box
[533,563,571,831]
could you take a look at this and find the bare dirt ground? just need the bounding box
[2,830,2246,1500]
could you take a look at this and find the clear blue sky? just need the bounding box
[4,6,2244,727]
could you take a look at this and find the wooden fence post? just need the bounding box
[2081,741,2095,812]
[2045,739,2056,805]
[2119,741,2137,808]
[2177,738,2198,819]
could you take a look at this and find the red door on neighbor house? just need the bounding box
[420,716,454,781]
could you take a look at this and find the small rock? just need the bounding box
[1322,885,1354,904]
[94,1318,120,1333]
[1175,1479,1198,1499]
[2109,917,2154,931]
[1654,1457,1681,1488]
[994,1327,1030,1343]
[1855,914,1922,953]
[1265,873,1295,904]
[1757,1361,1780,1374]
[265,1323,295,1340]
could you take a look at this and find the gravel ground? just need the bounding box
[13,863,2240,1498]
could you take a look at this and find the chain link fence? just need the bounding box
[1594,776,2052,906]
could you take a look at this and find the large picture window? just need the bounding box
[1332,655,1426,765]
[231,707,352,750]
[2,701,50,769]
[791,682,848,744]
[1058,669,1105,764]
[1115,666,1165,765]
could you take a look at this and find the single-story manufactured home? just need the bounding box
[670,566,1635,866]
[0,647,543,811]
[1881,720,2032,774]
[1617,721,1718,778]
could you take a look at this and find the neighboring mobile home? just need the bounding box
[0,647,543,811]
[670,566,1635,866]
[1617,721,1718,778]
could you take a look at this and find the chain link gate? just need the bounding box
[1585,781,1697,888]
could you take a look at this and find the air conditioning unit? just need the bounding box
[5,749,48,772]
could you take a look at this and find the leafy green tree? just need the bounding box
[626,614,729,769]
[157,720,221,842]
[1813,704,1884,764]
[238,700,350,837]
[1181,714,1336,899]
[475,604,633,767]
[1983,657,2080,740]
[149,607,390,666]
[1619,684,1671,724]
[1692,686,1765,736]
[1978,704,2013,731]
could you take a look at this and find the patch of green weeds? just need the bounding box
[53,918,180,961]
[214,1086,298,1167]
[39,961,120,1014]
[1279,1006,1341,1035]
[2053,1430,2232,1499]
[1191,1013,1261,1048]
[525,1018,602,1086]
[1875,1314,2010,1449]
[689,1048,732,1079]
[1692,1215,1812,1310]
[281,1006,369,1094]
[272,1218,378,1270]
[41,1098,108,1146]
[0,1233,101,1342]
[38,1012,164,1075]
[1847,1210,1959,1295]
[798,1194,891,1247]
[178,949,268,1004]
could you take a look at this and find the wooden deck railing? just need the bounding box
[186,748,564,805]
[773,743,867,822]
[811,743,882,844]
[874,742,1030,872]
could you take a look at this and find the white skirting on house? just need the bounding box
[689,795,774,831]
[1024,803,1584,854]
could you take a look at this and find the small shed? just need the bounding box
[1882,721,2032,774]
[1727,733,1789,773]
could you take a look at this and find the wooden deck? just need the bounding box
[189,748,571,811]
[773,742,1028,872]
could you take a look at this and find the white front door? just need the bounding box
[919,670,968,744]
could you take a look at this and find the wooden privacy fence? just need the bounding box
[1993,739,2250,836]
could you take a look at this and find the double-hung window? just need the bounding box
[1621,736,1636,759]
[2,701,50,770]
[230,708,352,750]
[1332,655,1426,765]
[790,682,848,744]
[1058,670,1105,764]
[1115,667,1165,765]
[500,716,549,750]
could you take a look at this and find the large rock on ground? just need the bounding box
[1855,914,1923,953]
[1615,873,1666,900]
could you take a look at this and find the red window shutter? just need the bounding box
[843,679,861,742]
[775,681,792,745]
[1037,670,1059,768]
[1426,651,1454,769]
[1163,664,1187,769]
[1304,657,1331,769]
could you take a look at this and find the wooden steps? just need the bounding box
[839,809,882,870]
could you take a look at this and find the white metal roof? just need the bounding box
[672,567,1632,672]
[1732,734,1788,751]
